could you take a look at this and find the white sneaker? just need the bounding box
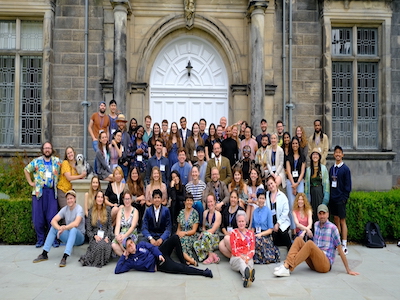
[274,265,290,277]
[274,264,284,271]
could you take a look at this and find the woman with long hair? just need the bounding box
[126,166,146,226]
[193,194,222,264]
[105,166,125,223]
[168,170,186,230]
[295,126,308,159]
[57,146,86,209]
[185,122,204,165]
[246,167,264,228]
[128,117,138,140]
[219,190,245,258]
[205,123,217,161]
[112,190,139,256]
[229,168,249,210]
[292,192,313,240]
[231,124,241,149]
[286,137,306,232]
[95,131,113,181]
[166,121,183,168]
[176,193,199,266]
[304,148,329,223]
[84,175,102,217]
[109,130,123,171]
[148,122,165,157]
[282,132,292,157]
[130,125,149,179]
[79,190,113,267]
[145,166,167,206]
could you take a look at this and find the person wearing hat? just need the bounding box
[115,114,130,179]
[273,204,359,277]
[33,190,85,267]
[115,234,213,278]
[304,148,330,223]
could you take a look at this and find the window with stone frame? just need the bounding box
[331,26,379,150]
[0,19,43,147]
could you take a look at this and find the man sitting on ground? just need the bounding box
[273,204,359,277]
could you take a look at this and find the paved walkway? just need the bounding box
[0,243,399,299]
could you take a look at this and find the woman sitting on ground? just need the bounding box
[176,193,199,266]
[80,190,113,267]
[219,190,245,258]
[251,189,280,264]
[84,176,102,217]
[112,190,139,256]
[193,194,222,264]
[292,193,313,240]
[230,210,255,288]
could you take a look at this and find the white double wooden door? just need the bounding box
[150,36,229,127]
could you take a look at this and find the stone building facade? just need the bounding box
[0,0,398,190]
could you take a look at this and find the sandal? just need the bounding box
[203,255,214,265]
[212,253,220,264]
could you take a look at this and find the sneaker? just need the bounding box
[204,268,213,278]
[35,241,44,248]
[59,257,67,267]
[250,268,255,282]
[33,254,48,263]
[343,246,348,255]
[274,265,290,277]
[243,267,252,288]
[274,264,284,271]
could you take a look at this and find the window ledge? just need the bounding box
[327,151,396,161]
[0,148,41,158]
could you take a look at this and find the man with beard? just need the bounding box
[24,142,62,248]
[276,120,285,147]
[221,126,239,167]
[308,119,329,165]
[203,167,230,212]
[256,119,270,148]
[205,141,232,185]
[88,101,110,153]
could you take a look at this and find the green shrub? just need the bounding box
[0,152,32,199]
[346,189,400,242]
[0,198,36,244]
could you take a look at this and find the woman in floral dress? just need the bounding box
[176,193,199,266]
[193,194,222,264]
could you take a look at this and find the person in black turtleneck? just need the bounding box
[221,126,239,168]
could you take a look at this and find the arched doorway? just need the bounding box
[150,36,229,127]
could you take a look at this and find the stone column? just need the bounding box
[111,0,131,114]
[247,1,268,136]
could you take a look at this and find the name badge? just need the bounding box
[97,230,104,238]
[227,226,233,233]
[193,150,197,157]
[271,165,276,172]
[292,170,299,178]
[137,155,143,162]
[332,181,337,188]
[45,171,52,179]
[256,227,261,234]
[271,209,276,216]
[160,164,165,172]
[211,152,215,159]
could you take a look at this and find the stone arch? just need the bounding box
[136,14,243,84]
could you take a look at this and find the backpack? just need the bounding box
[365,221,386,248]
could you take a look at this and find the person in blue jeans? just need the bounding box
[32,190,85,267]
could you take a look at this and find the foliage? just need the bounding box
[346,189,400,242]
[0,152,32,199]
[0,198,35,244]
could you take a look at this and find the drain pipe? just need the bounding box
[81,0,90,159]
[287,0,294,133]
[282,0,286,127]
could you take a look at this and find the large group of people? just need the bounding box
[25,99,359,287]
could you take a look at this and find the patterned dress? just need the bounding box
[80,207,113,268]
[177,209,199,258]
[193,211,220,262]
[112,207,138,244]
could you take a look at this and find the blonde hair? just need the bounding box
[90,190,108,226]
[293,192,312,214]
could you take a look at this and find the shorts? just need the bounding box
[329,200,346,219]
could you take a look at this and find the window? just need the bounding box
[331,27,379,150]
[0,19,43,147]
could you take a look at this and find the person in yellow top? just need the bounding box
[57,147,86,209]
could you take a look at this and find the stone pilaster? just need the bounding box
[111,0,131,114]
[247,1,268,136]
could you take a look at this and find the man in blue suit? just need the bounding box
[142,189,172,246]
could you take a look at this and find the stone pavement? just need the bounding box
[0,243,399,300]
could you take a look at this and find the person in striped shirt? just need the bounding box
[273,204,359,277]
